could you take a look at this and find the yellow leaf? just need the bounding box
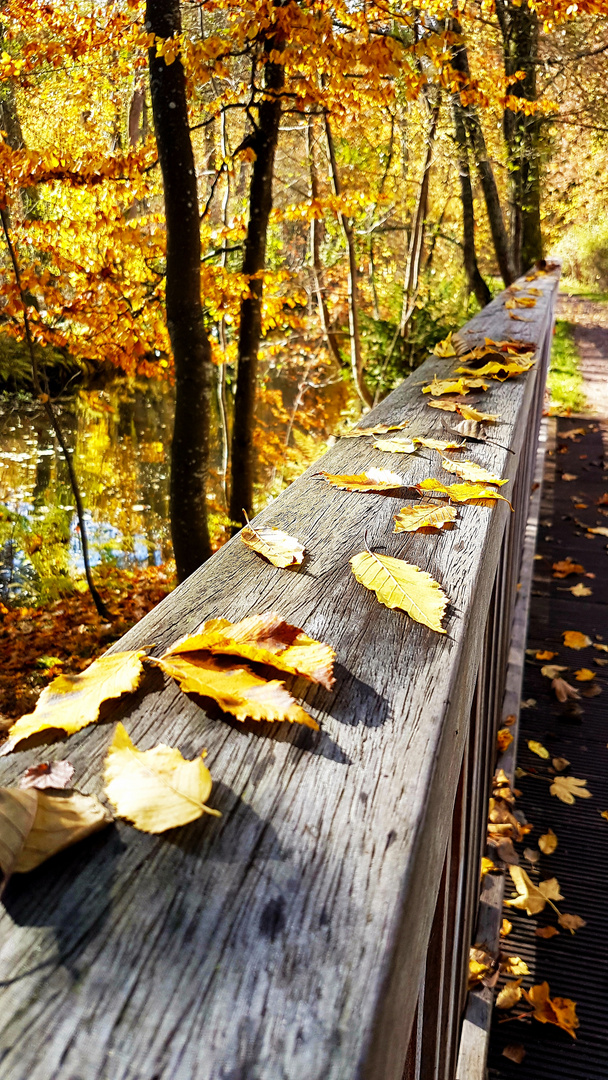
[563,631,592,650]
[524,983,579,1038]
[0,787,112,880]
[505,296,537,308]
[422,375,489,396]
[528,740,549,759]
[594,643,608,653]
[427,398,458,411]
[350,550,448,632]
[497,728,513,753]
[540,664,567,678]
[574,668,595,681]
[550,775,592,804]
[504,865,563,915]
[456,357,535,379]
[155,654,318,728]
[241,522,304,568]
[501,955,529,976]
[458,405,500,422]
[413,437,465,451]
[416,479,513,508]
[552,757,570,771]
[163,613,335,690]
[569,583,592,597]
[500,918,513,936]
[496,979,523,1010]
[432,331,457,357]
[536,650,557,660]
[103,723,220,833]
[319,468,404,491]
[373,437,417,454]
[601,810,608,821]
[481,855,496,878]
[341,420,410,438]
[0,652,147,754]
[393,504,457,532]
[539,828,558,854]
[468,946,495,988]
[440,457,509,486]
[558,912,586,933]
[587,526,608,538]
[536,925,560,938]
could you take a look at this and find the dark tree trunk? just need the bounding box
[451,98,492,307]
[147,0,213,580]
[229,44,284,529]
[449,19,514,286]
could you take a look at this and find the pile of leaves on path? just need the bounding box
[0,564,175,723]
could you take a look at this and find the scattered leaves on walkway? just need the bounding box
[552,757,570,771]
[501,918,513,936]
[319,468,404,491]
[393,504,457,532]
[496,980,523,1010]
[550,775,592,804]
[350,551,448,632]
[501,955,529,976]
[0,786,111,882]
[539,829,558,854]
[569,582,592,596]
[540,663,566,678]
[103,722,220,833]
[502,1044,526,1063]
[504,866,563,915]
[552,677,580,702]
[563,631,592,650]
[536,650,557,660]
[241,522,305,568]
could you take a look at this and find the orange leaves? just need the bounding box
[552,558,584,578]
[393,504,457,532]
[562,631,592,650]
[523,983,579,1038]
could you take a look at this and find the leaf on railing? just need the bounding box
[318,468,405,491]
[416,479,513,508]
[456,357,535,380]
[440,458,508,486]
[422,375,489,396]
[393,504,457,532]
[241,521,305,568]
[458,404,500,422]
[340,420,410,438]
[350,550,448,632]
[432,331,458,357]
[373,437,417,454]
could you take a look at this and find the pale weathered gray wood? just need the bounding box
[0,272,559,1080]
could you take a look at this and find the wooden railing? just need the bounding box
[0,268,560,1080]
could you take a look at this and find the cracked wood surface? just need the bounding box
[0,272,559,1080]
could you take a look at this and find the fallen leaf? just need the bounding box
[503,714,516,726]
[496,980,523,1010]
[456,358,535,379]
[574,668,596,681]
[524,983,579,1038]
[563,631,592,650]
[552,757,570,771]
[458,404,500,422]
[103,722,220,833]
[524,846,540,863]
[562,473,578,481]
[341,420,410,438]
[497,728,514,753]
[594,643,608,653]
[601,810,608,821]
[18,761,74,790]
[241,522,304,568]
[554,676,581,702]
[501,918,513,936]
[504,865,563,915]
[481,855,497,877]
[413,436,465,452]
[156,653,318,728]
[162,613,335,690]
[0,652,147,755]
[427,398,458,411]
[536,650,557,660]
[528,740,549,759]
[432,331,457,357]
[468,946,495,988]
[373,437,417,454]
[440,457,508,486]
[550,775,592,804]
[560,427,586,440]
[552,558,584,578]
[506,296,537,308]
[582,681,602,698]
[422,375,489,396]
[319,468,404,492]
[569,583,592,597]
[539,828,558,854]
[502,1043,526,1063]
[416,479,513,507]
[492,837,520,864]
[536,925,560,938]
[0,787,112,881]
[393,504,457,532]
[540,664,567,678]
[558,913,586,933]
[350,551,448,632]
[501,955,529,976]
[587,526,608,538]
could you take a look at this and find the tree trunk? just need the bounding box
[324,114,373,408]
[229,42,284,529]
[307,116,343,367]
[451,99,491,307]
[400,100,439,333]
[147,0,213,580]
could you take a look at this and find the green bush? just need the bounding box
[557,223,608,288]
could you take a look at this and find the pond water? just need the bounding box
[0,361,353,603]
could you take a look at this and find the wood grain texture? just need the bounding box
[0,273,559,1080]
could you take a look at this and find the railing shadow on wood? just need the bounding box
[0,266,560,1080]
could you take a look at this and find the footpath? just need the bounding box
[488,297,608,1079]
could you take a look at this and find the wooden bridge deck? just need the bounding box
[0,270,559,1080]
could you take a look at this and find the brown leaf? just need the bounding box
[539,828,558,854]
[552,757,570,772]
[558,913,586,934]
[502,1043,526,1063]
[536,925,560,938]
[552,558,584,578]
[552,677,580,703]
[18,761,74,791]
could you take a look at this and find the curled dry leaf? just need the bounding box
[558,913,586,934]
[163,613,335,690]
[18,761,74,790]
[416,479,513,508]
[0,651,147,756]
[539,828,558,854]
[340,420,410,438]
[393,503,457,532]
[103,722,220,833]
[574,668,596,681]
[552,757,570,772]
[502,1043,526,1064]
[496,979,523,1010]
[497,728,513,753]
[319,468,404,492]
[440,457,508,486]
[373,437,416,454]
[550,775,592,804]
[524,982,579,1038]
[240,522,304,568]
[587,526,608,538]
[528,740,549,759]
[552,677,580,702]
[504,865,563,915]
[0,787,112,882]
[552,558,584,578]
[541,663,567,678]
[427,398,458,412]
[350,551,448,633]
[563,630,592,650]
[524,846,540,864]
[594,643,608,654]
[155,654,318,729]
[422,375,489,396]
[536,925,560,939]
[432,331,457,357]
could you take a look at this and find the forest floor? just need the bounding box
[488,293,608,1076]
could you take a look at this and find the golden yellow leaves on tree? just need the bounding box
[155,653,318,729]
[422,375,489,396]
[341,420,409,438]
[103,723,220,833]
[319,468,404,491]
[497,728,513,753]
[496,979,523,1010]
[574,668,595,681]
[558,913,586,934]
[350,551,448,633]
[536,925,560,939]
[505,865,563,915]
[164,613,335,690]
[539,828,558,854]
[240,522,304,568]
[550,775,592,804]
[393,504,457,532]
[523,983,579,1038]
[563,630,592,649]
[432,331,457,357]
[416,479,513,508]
[0,787,112,882]
[528,740,549,759]
[0,651,147,755]
[373,437,416,454]
[440,458,508,486]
